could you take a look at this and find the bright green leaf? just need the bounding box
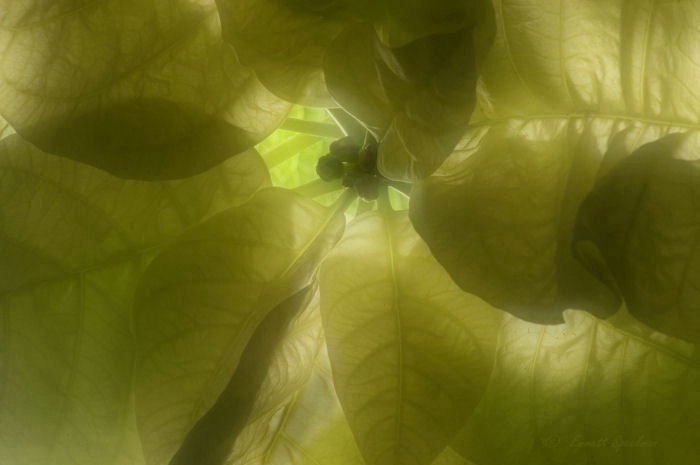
[280,118,345,139]
[0,135,268,465]
[575,132,700,342]
[454,309,700,465]
[254,108,353,207]
[133,188,349,465]
[320,210,501,465]
[0,0,290,179]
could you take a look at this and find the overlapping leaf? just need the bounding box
[453,308,700,465]
[216,0,485,111]
[133,188,348,465]
[575,132,700,342]
[474,0,700,123]
[216,0,487,181]
[0,115,13,140]
[411,120,625,323]
[0,135,269,465]
[170,286,316,465]
[228,291,365,465]
[411,0,700,329]
[320,210,501,465]
[228,287,468,465]
[216,0,346,107]
[0,0,290,179]
[324,24,481,181]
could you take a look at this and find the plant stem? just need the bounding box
[280,118,344,138]
[293,179,343,198]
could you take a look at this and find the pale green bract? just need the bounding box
[0,0,290,179]
[454,308,700,465]
[410,0,700,332]
[227,290,366,465]
[133,188,347,465]
[320,210,501,465]
[0,135,269,465]
[576,132,700,342]
[1,0,699,464]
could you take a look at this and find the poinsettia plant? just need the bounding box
[0,1,698,465]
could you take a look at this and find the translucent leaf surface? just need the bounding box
[216,0,345,106]
[216,0,487,180]
[475,0,700,123]
[0,0,290,179]
[0,115,14,140]
[255,346,366,465]
[454,309,700,465]
[320,210,501,465]
[133,188,348,465]
[411,120,633,323]
[324,23,481,181]
[230,291,365,465]
[0,135,269,293]
[575,132,700,342]
[431,448,477,465]
[0,135,269,465]
[170,286,316,465]
[412,0,700,325]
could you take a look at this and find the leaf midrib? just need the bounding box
[382,214,404,465]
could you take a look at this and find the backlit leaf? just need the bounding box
[411,120,621,323]
[324,23,481,181]
[229,292,365,465]
[320,210,501,465]
[170,286,315,465]
[0,115,14,140]
[0,135,268,465]
[216,0,346,106]
[0,0,290,179]
[133,188,348,465]
[454,309,700,465]
[411,0,700,328]
[474,0,700,123]
[575,132,700,342]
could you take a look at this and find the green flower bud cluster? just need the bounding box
[316,136,383,200]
